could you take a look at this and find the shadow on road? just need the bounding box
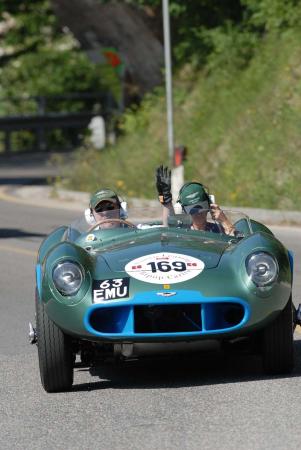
[71,339,301,392]
[0,176,49,186]
[0,151,65,186]
[0,228,46,239]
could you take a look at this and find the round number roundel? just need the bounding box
[125,252,205,284]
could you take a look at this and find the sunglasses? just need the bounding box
[94,202,118,213]
[184,201,209,215]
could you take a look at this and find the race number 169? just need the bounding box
[147,261,186,273]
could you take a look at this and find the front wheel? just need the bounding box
[36,292,74,392]
[262,296,294,375]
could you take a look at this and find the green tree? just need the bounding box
[0,0,119,113]
[125,0,244,66]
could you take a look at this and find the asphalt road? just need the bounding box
[1,195,301,450]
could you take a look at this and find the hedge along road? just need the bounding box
[1,194,301,450]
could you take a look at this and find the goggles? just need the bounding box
[183,201,209,215]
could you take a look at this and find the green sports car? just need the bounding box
[31,208,296,392]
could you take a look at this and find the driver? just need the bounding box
[86,188,162,231]
[88,188,122,229]
[155,165,235,235]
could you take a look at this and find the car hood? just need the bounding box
[95,231,231,272]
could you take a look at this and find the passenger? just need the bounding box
[155,165,235,235]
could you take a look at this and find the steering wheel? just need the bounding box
[88,218,137,232]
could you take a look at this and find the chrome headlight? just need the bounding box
[246,252,278,287]
[52,261,83,296]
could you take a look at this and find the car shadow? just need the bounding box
[71,338,301,392]
[0,228,46,239]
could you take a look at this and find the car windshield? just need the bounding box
[64,206,253,242]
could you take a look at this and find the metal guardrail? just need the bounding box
[0,93,118,153]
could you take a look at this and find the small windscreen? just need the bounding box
[64,207,253,242]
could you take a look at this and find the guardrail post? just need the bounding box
[37,96,47,151]
[4,131,11,154]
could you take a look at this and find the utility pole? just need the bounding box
[162,0,184,203]
[162,0,174,169]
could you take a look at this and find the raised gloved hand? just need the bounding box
[156,165,172,205]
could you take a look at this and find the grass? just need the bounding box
[61,29,301,210]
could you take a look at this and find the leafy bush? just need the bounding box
[242,0,301,32]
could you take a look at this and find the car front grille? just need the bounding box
[87,301,245,336]
[134,304,202,333]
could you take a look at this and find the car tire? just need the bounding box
[263,296,294,375]
[36,291,74,392]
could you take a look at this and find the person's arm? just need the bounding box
[155,166,174,226]
[162,202,175,226]
[210,204,235,236]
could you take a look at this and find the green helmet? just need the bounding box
[89,188,120,210]
[178,182,210,209]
